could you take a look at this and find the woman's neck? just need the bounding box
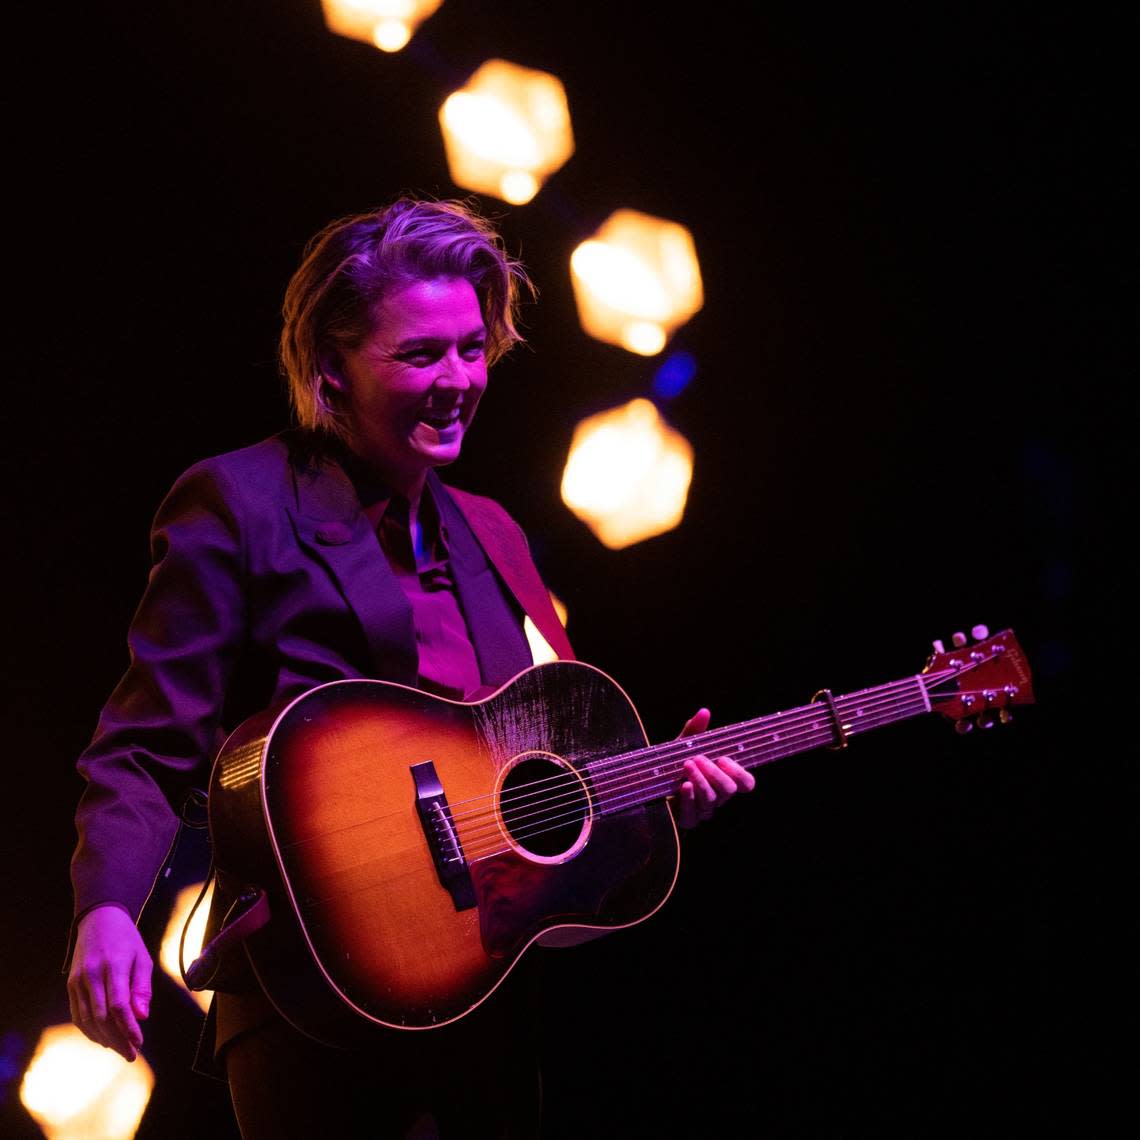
[341,438,429,505]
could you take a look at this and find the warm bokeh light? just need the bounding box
[560,398,694,549]
[320,0,443,54]
[570,209,703,355]
[20,1023,154,1140]
[524,593,569,665]
[439,59,574,204]
[160,880,215,1013]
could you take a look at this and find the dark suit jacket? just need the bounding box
[67,429,573,1006]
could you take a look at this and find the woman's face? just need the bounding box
[330,276,488,496]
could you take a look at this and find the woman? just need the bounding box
[65,195,755,1138]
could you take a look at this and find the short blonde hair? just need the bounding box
[279,196,533,438]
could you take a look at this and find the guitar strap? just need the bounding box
[441,479,575,663]
[434,483,543,687]
[183,874,270,992]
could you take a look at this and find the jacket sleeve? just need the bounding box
[67,457,249,954]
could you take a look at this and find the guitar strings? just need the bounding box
[453,675,927,829]
[445,673,927,826]
[445,662,1009,861]
[278,657,1012,906]
[279,681,950,890]
[444,672,967,861]
[453,694,924,858]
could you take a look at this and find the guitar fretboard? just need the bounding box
[585,675,932,816]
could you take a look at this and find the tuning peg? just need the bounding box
[932,638,946,654]
[954,719,973,734]
[999,708,1014,725]
[952,631,968,648]
[971,624,989,641]
[977,713,995,730]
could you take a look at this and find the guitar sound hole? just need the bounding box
[500,756,588,859]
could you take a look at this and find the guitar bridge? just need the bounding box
[410,761,476,911]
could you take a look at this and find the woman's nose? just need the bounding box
[436,350,472,387]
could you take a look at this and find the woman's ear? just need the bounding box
[319,351,347,392]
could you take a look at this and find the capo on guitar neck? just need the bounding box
[812,688,850,751]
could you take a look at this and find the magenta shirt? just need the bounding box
[364,491,485,701]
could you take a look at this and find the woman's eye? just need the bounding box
[397,340,484,365]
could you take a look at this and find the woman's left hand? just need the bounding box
[672,707,756,828]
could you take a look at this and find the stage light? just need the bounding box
[320,0,443,54]
[159,881,215,1014]
[570,210,704,355]
[439,60,574,204]
[560,398,693,550]
[20,1023,154,1140]
[524,593,568,664]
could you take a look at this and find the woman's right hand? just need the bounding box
[67,904,152,1062]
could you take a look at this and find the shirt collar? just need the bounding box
[342,460,451,562]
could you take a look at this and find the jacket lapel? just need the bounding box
[434,481,537,688]
[286,448,418,684]
[438,476,575,663]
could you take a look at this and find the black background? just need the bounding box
[4,2,1114,1136]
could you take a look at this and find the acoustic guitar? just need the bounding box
[202,625,1033,1046]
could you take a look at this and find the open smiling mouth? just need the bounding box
[419,407,462,430]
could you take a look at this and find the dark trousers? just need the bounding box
[224,994,542,1139]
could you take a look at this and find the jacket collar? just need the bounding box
[282,432,571,674]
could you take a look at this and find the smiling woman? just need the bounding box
[278,197,528,443]
[324,276,491,503]
[62,193,754,1140]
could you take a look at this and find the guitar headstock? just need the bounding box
[922,625,1035,732]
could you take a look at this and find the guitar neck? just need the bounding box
[586,674,931,817]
